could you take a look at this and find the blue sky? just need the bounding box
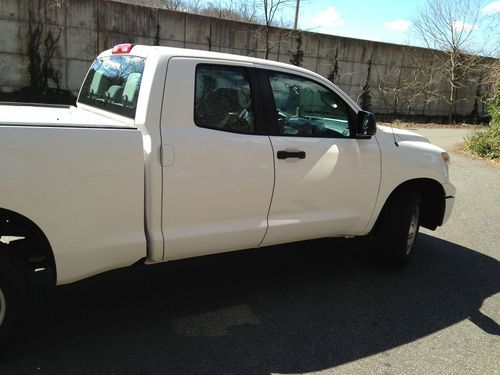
[294,0,427,45]
[289,0,500,50]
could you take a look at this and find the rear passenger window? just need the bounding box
[79,55,145,119]
[195,65,255,134]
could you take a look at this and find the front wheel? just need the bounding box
[375,188,422,268]
[0,251,28,353]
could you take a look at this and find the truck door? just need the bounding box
[258,68,381,246]
[160,58,274,261]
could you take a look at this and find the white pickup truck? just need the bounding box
[0,44,455,349]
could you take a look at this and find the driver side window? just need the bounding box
[267,71,351,137]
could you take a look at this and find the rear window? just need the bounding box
[78,56,145,119]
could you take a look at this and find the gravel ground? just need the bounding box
[0,128,498,375]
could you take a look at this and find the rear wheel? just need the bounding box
[0,251,28,352]
[0,287,6,328]
[376,188,422,268]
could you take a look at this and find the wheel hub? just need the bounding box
[0,287,6,327]
[406,206,420,256]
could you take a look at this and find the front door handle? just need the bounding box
[277,150,306,159]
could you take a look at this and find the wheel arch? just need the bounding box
[0,208,56,283]
[375,178,445,232]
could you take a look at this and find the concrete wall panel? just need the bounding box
[317,35,337,60]
[0,19,24,54]
[0,53,29,88]
[301,56,317,72]
[160,39,184,49]
[185,42,209,51]
[315,58,333,78]
[185,14,210,45]
[299,33,319,57]
[67,59,91,93]
[158,10,185,42]
[100,1,156,37]
[66,0,95,29]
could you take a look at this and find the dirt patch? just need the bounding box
[457,148,500,169]
[383,121,485,130]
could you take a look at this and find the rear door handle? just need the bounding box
[277,150,306,159]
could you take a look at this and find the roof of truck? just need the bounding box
[98,44,326,82]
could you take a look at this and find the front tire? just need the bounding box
[0,251,28,353]
[376,188,422,268]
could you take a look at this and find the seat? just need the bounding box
[196,88,251,131]
[122,72,142,107]
[88,71,110,99]
[105,85,124,104]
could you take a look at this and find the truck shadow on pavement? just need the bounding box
[1,234,499,374]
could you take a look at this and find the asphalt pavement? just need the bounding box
[0,128,498,374]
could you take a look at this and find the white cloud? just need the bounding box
[384,19,412,32]
[482,1,500,15]
[452,20,479,32]
[304,6,344,33]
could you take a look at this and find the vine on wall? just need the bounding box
[289,32,303,67]
[0,0,75,104]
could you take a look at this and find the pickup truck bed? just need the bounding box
[0,103,146,283]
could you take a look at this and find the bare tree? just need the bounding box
[411,0,488,123]
[150,0,258,22]
[158,0,185,10]
[198,0,258,23]
[261,0,294,58]
[375,50,426,116]
[261,0,294,26]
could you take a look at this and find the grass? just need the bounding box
[464,122,500,160]
[464,89,500,160]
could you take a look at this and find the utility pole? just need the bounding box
[293,0,300,29]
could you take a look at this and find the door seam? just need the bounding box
[257,136,276,248]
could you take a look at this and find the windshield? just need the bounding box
[78,55,145,119]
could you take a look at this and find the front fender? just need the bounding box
[366,132,453,232]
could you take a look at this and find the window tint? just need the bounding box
[268,71,351,137]
[79,56,145,119]
[195,65,255,134]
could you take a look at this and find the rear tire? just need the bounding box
[376,188,422,268]
[0,251,28,353]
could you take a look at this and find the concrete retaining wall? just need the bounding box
[0,0,488,118]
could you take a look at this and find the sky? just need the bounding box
[294,0,426,45]
[285,0,500,54]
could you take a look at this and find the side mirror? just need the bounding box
[356,111,377,138]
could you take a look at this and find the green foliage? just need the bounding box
[464,89,500,159]
[486,86,500,126]
[464,123,500,159]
